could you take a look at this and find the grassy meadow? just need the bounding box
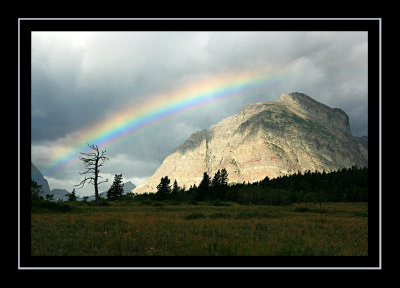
[31,201,368,256]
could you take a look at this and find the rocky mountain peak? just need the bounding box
[279,92,321,107]
[279,92,351,136]
[132,92,367,194]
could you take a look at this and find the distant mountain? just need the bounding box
[133,92,368,194]
[85,192,107,202]
[31,162,51,195]
[48,188,70,201]
[83,181,136,201]
[123,181,136,194]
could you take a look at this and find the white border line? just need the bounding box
[18,18,382,20]
[379,17,382,270]
[19,17,382,270]
[18,17,21,270]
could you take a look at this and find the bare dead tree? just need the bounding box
[75,143,109,201]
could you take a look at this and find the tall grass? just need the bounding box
[31,202,368,256]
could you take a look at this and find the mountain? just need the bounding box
[123,181,136,194]
[132,92,368,194]
[84,181,136,201]
[48,188,70,201]
[31,162,51,195]
[85,192,107,202]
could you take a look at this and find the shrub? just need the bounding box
[31,200,73,213]
[151,201,165,207]
[96,199,110,206]
[352,211,368,217]
[184,213,206,220]
[311,209,328,214]
[235,210,273,219]
[294,207,310,212]
[139,199,154,206]
[208,212,232,219]
[210,200,231,206]
[166,200,181,205]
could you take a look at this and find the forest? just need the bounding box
[131,165,368,206]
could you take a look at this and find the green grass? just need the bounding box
[31,201,368,256]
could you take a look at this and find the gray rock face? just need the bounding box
[123,181,136,194]
[355,136,368,150]
[31,162,51,195]
[132,92,368,194]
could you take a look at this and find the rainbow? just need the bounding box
[38,68,291,176]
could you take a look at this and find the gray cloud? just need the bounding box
[31,31,368,193]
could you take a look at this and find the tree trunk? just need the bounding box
[94,158,99,202]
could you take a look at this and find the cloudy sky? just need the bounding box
[31,31,368,196]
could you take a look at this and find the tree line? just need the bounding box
[32,165,367,206]
[132,165,368,206]
[31,172,126,203]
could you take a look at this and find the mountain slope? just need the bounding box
[355,136,368,150]
[123,181,136,194]
[49,188,70,201]
[132,92,368,194]
[31,162,51,195]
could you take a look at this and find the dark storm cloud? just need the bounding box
[30,31,368,193]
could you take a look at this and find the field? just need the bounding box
[31,201,368,256]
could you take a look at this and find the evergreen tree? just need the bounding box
[156,176,171,201]
[211,170,221,189]
[31,180,42,201]
[197,172,211,201]
[172,179,179,193]
[66,188,77,202]
[220,168,229,186]
[211,170,221,200]
[171,179,179,200]
[211,169,229,200]
[107,174,124,201]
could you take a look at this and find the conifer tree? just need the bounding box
[211,169,229,200]
[66,188,77,202]
[171,179,179,200]
[220,168,229,186]
[156,176,171,201]
[198,172,211,201]
[211,170,221,189]
[172,179,179,193]
[31,180,42,201]
[107,174,124,201]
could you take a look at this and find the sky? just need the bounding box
[30,31,368,197]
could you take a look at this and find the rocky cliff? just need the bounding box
[31,162,51,195]
[132,92,368,194]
